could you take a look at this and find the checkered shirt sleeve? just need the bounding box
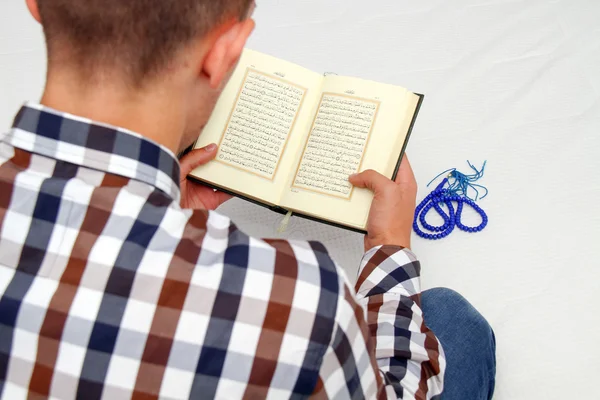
[316,246,445,399]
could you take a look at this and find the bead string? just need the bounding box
[414,172,489,240]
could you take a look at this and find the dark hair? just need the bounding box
[37,0,253,85]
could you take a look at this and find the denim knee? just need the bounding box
[421,288,496,400]
[422,288,495,343]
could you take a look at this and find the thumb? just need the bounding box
[179,144,218,175]
[349,169,391,193]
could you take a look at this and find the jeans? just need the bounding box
[421,288,497,400]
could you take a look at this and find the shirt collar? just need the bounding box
[4,103,181,202]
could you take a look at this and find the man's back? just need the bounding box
[0,105,445,399]
[0,104,358,398]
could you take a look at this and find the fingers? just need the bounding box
[349,169,391,192]
[179,144,218,176]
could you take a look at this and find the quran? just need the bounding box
[189,49,424,233]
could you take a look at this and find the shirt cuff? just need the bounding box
[355,245,421,298]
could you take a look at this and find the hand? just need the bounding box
[179,144,232,210]
[349,156,418,252]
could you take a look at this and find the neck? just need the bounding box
[40,69,186,154]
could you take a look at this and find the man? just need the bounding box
[0,0,496,399]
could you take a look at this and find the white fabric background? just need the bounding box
[1,1,599,398]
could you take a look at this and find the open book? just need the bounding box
[189,49,424,233]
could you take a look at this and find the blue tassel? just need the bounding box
[426,160,488,201]
[414,161,489,240]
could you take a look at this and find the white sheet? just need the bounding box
[1,1,599,398]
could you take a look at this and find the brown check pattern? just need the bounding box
[0,104,444,399]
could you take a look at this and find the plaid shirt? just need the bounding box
[0,104,444,400]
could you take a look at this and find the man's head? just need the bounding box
[26,0,256,152]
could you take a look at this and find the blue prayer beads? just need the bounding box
[413,178,488,240]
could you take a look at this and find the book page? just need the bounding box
[190,49,323,205]
[280,75,420,230]
[292,93,380,199]
[217,69,305,180]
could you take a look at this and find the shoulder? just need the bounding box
[199,209,348,321]
[203,210,342,288]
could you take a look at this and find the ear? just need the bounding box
[202,18,255,89]
[25,0,42,23]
